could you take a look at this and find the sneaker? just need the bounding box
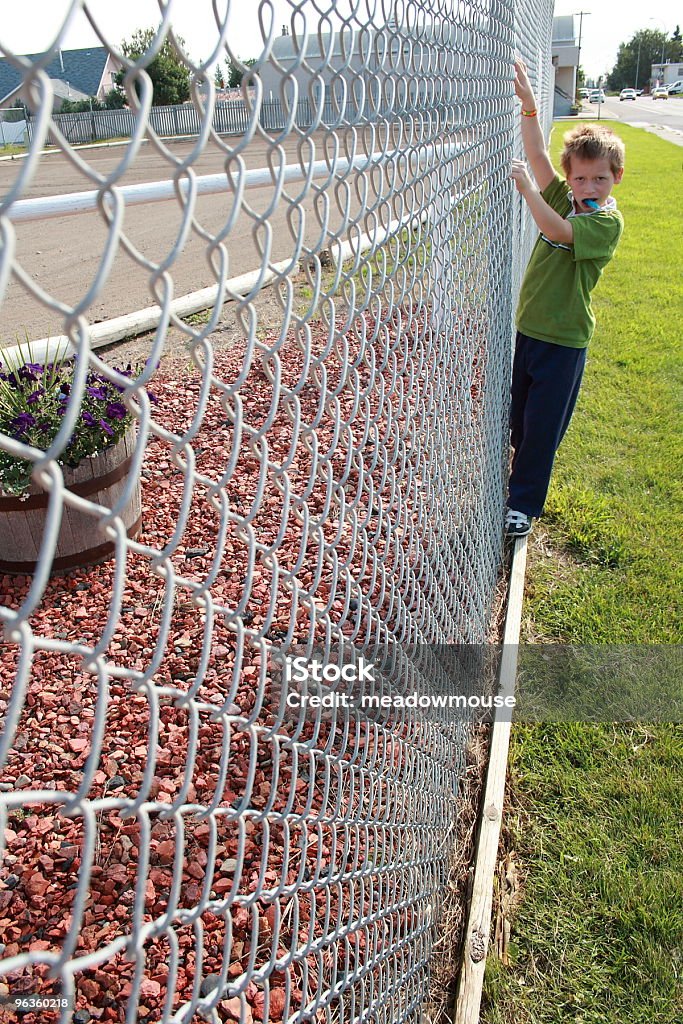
[504,508,533,537]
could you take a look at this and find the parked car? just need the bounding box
[652,87,669,100]
[578,88,590,99]
[667,80,683,94]
[619,88,637,101]
[589,89,606,103]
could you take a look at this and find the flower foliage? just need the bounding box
[0,352,156,497]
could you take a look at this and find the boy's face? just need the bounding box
[566,155,623,212]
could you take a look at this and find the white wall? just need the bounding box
[0,119,26,146]
[651,62,683,86]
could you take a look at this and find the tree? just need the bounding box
[668,25,683,63]
[225,60,239,89]
[214,65,225,89]
[606,29,668,91]
[115,28,191,106]
[224,58,257,89]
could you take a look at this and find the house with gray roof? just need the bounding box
[0,46,122,111]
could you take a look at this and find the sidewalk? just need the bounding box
[555,105,617,121]
[631,121,683,147]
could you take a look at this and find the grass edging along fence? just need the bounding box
[453,535,529,1024]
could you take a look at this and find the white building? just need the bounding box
[551,15,579,116]
[258,21,503,115]
[650,60,683,88]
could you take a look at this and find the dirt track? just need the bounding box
[0,132,363,349]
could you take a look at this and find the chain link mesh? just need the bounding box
[1,2,553,1020]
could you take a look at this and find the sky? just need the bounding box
[0,1,314,68]
[0,0,680,82]
[552,2,680,80]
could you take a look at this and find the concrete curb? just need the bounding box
[0,134,219,162]
[0,260,293,367]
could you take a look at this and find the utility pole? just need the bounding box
[635,36,642,90]
[574,11,590,94]
[649,18,668,83]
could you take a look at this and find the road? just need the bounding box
[0,133,350,348]
[0,122,491,348]
[582,93,683,142]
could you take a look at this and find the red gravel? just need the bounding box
[0,310,488,1021]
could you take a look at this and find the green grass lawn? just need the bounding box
[481,125,683,1023]
[0,144,26,157]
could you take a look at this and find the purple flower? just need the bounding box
[105,402,127,421]
[82,410,96,426]
[25,362,44,375]
[17,364,39,382]
[10,412,36,436]
[99,418,114,437]
[58,384,71,401]
[87,386,108,400]
[147,390,159,405]
[26,388,44,404]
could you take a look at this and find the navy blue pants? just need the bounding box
[508,332,587,517]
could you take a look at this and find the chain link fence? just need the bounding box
[0,1,553,1021]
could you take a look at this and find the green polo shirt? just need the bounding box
[516,174,624,348]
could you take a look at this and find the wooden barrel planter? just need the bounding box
[0,428,141,575]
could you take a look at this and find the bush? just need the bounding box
[104,88,126,109]
[58,97,101,114]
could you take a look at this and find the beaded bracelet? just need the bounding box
[521,108,538,117]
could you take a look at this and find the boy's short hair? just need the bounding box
[560,124,626,176]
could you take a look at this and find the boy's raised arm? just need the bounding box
[514,59,555,191]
